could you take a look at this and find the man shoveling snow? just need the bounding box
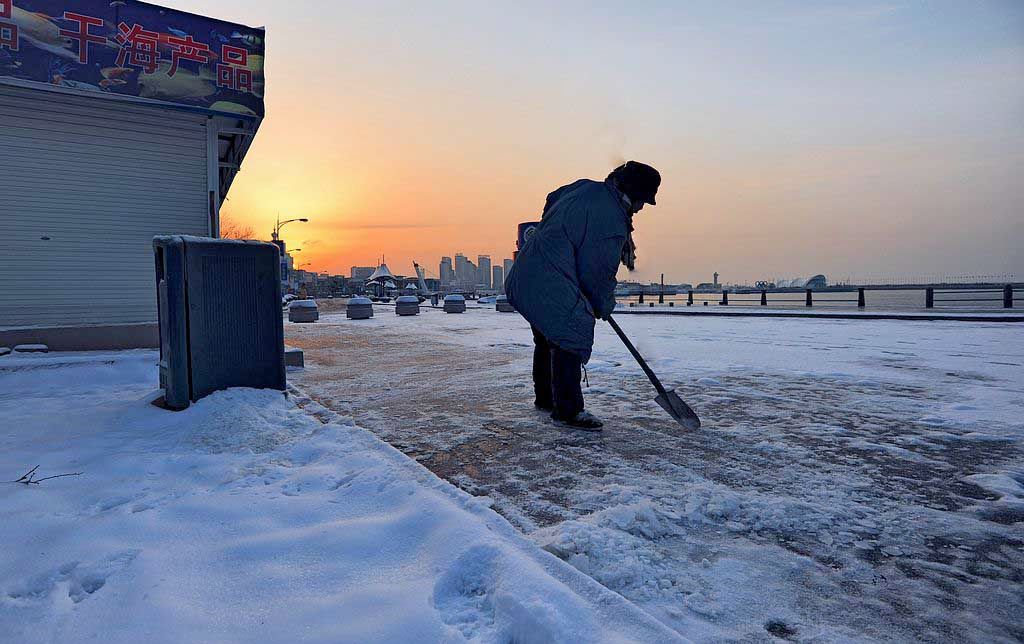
[506,161,660,430]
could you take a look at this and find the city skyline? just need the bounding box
[169,0,1024,283]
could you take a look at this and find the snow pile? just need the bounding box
[0,350,681,643]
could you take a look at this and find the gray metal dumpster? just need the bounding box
[443,294,466,313]
[395,295,420,316]
[154,236,285,410]
[347,296,374,319]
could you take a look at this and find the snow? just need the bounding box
[13,343,48,352]
[0,351,680,643]
[288,299,318,309]
[286,308,1024,642]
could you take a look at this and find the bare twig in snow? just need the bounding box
[13,465,40,483]
[9,465,82,485]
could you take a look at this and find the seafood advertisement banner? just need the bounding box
[0,0,265,118]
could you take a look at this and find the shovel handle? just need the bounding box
[606,315,668,395]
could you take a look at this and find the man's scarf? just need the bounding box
[608,181,637,271]
[622,215,636,271]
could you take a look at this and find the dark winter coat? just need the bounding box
[506,179,630,363]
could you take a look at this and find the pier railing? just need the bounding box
[927,285,1017,309]
[628,285,1019,310]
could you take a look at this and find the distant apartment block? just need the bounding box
[478,255,491,289]
[492,265,504,293]
[351,266,375,281]
[439,257,454,285]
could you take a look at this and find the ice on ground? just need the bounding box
[0,351,679,643]
[287,308,1024,643]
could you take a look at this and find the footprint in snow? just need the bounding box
[432,545,501,638]
[4,550,139,605]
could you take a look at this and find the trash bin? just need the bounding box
[153,235,285,410]
[496,295,515,313]
[395,295,420,316]
[346,296,374,319]
[443,294,466,313]
[288,299,319,322]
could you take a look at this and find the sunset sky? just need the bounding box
[170,0,1023,284]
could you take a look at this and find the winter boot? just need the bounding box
[553,410,603,431]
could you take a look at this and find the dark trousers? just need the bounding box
[531,325,584,419]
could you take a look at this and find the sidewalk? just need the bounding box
[286,308,1024,642]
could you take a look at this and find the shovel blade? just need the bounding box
[655,389,701,430]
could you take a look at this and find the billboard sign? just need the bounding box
[0,0,264,117]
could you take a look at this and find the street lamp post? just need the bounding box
[271,215,309,241]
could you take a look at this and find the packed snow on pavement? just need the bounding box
[286,306,1024,643]
[0,350,680,643]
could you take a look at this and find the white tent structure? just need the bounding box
[367,264,396,282]
[364,264,399,297]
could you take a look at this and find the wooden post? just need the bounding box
[669,301,674,307]
[857,287,865,308]
[1005,284,1013,309]
[805,289,812,307]
[659,273,664,304]
[925,287,934,308]
[721,290,729,305]
[687,290,693,306]
[760,290,767,306]
[638,290,644,304]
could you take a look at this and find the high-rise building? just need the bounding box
[492,265,504,293]
[454,253,469,284]
[454,253,479,289]
[439,257,454,285]
[477,255,491,289]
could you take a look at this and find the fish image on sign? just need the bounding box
[138,63,215,100]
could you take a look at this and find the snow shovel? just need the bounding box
[606,315,701,430]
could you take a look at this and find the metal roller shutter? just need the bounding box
[0,84,211,329]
